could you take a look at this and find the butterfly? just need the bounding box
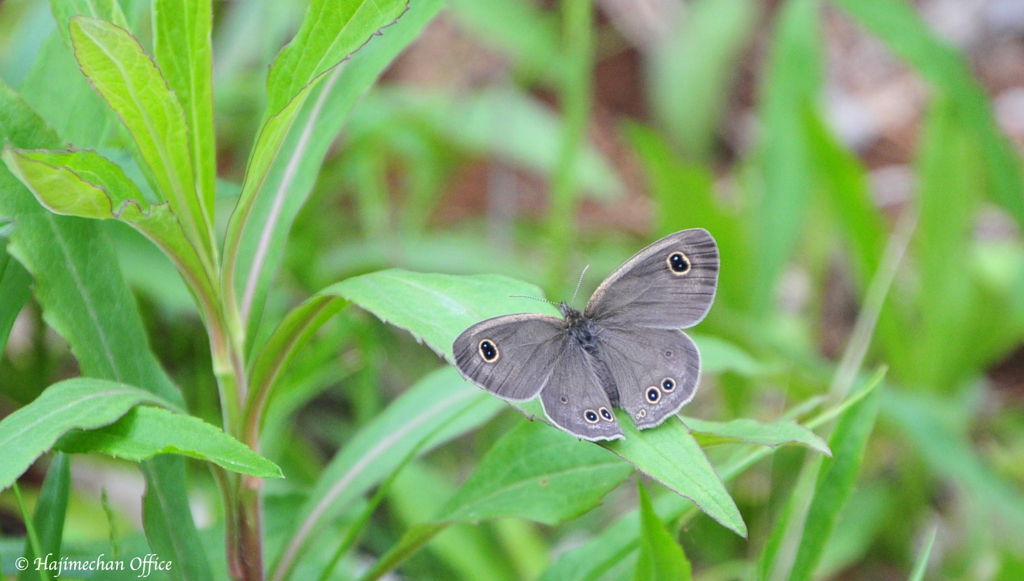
[452,229,719,440]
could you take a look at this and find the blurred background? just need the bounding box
[2,0,1024,579]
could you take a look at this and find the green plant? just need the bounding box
[2,0,1023,579]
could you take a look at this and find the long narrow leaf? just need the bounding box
[69,16,214,267]
[17,454,70,581]
[153,0,216,216]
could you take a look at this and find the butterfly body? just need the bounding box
[453,229,719,441]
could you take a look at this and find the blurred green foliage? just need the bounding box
[1,0,1023,580]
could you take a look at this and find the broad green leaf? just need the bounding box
[908,526,937,581]
[0,148,216,306]
[56,405,282,478]
[223,0,408,326]
[231,0,444,348]
[605,414,746,537]
[0,81,181,405]
[754,0,821,313]
[385,463,518,581]
[441,421,633,524]
[649,0,758,159]
[153,0,216,216]
[829,0,1024,228]
[331,269,556,362]
[0,238,32,356]
[0,78,208,579]
[0,378,174,492]
[635,482,692,581]
[18,453,70,581]
[361,423,631,581]
[272,367,504,581]
[786,375,882,581]
[69,16,215,267]
[537,371,887,581]
[336,269,745,536]
[685,416,830,456]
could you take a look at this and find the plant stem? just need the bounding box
[544,0,593,297]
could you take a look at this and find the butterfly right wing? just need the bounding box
[453,314,566,401]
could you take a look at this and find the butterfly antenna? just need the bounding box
[510,294,560,307]
[571,264,590,309]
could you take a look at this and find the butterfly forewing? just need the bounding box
[585,228,719,330]
[452,314,565,401]
[596,327,700,429]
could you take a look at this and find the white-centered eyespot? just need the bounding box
[584,409,599,424]
[646,386,662,403]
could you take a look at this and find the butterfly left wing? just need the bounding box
[595,327,700,429]
[453,314,565,401]
[585,228,719,330]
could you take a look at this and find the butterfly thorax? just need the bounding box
[560,302,600,356]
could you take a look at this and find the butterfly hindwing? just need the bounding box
[539,341,624,441]
[585,228,719,330]
[596,327,700,429]
[452,314,565,401]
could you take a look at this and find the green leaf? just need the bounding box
[0,148,217,306]
[635,482,692,581]
[441,421,633,524]
[648,0,758,159]
[685,416,831,456]
[18,453,70,581]
[0,169,180,407]
[0,378,174,492]
[272,367,504,581]
[754,0,822,313]
[336,269,746,536]
[56,405,282,478]
[230,0,444,347]
[828,0,1024,229]
[536,371,887,581]
[360,422,632,581]
[784,375,883,581]
[153,0,216,217]
[141,455,215,581]
[331,269,556,362]
[908,526,937,581]
[223,0,408,327]
[20,3,120,147]
[69,16,214,266]
[0,78,208,579]
[264,0,407,116]
[0,238,32,357]
[605,414,746,537]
